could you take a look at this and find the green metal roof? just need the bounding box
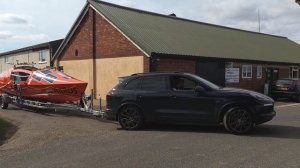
[90,0,300,64]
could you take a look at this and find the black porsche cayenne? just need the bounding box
[106,72,276,134]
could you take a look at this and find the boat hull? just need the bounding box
[0,67,88,104]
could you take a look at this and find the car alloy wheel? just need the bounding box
[224,107,253,134]
[118,106,143,130]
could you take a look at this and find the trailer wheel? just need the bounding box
[0,95,9,109]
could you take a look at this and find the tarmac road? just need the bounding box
[0,102,299,168]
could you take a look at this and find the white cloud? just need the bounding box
[12,34,50,41]
[105,0,135,7]
[0,13,29,24]
[0,0,299,53]
[0,31,13,39]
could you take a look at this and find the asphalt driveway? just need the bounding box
[0,102,299,168]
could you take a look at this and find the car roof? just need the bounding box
[119,72,192,82]
[130,72,191,77]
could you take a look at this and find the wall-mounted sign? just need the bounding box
[225,68,240,83]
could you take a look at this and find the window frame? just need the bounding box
[289,66,299,79]
[39,50,47,64]
[5,56,9,63]
[257,65,262,79]
[242,65,253,79]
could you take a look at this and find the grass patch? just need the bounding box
[0,118,16,146]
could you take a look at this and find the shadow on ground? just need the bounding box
[119,124,300,140]
[0,119,18,146]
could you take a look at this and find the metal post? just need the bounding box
[99,95,101,112]
[91,89,94,110]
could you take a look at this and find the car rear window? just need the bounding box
[276,80,293,85]
[124,77,140,90]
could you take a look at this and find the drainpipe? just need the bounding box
[92,10,97,98]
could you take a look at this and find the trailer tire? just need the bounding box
[0,94,9,109]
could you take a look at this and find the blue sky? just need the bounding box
[0,0,299,53]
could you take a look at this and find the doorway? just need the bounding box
[197,61,225,87]
[266,68,279,83]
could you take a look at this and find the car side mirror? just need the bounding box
[195,86,205,93]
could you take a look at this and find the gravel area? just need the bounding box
[0,106,118,156]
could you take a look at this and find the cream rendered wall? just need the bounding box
[59,59,91,94]
[58,56,144,99]
[0,49,51,73]
[96,56,144,99]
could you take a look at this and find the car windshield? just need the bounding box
[187,74,221,90]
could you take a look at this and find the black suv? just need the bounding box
[271,78,300,102]
[106,73,275,134]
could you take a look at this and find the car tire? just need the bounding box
[223,107,253,134]
[0,95,9,109]
[118,105,144,130]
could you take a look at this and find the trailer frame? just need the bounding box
[0,92,105,117]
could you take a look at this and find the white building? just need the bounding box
[0,39,63,73]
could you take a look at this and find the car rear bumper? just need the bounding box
[271,91,298,99]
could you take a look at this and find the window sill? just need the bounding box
[39,61,47,64]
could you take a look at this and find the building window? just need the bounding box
[257,66,262,79]
[242,65,252,78]
[75,49,79,57]
[289,66,299,78]
[39,50,47,64]
[5,56,9,63]
[58,66,64,72]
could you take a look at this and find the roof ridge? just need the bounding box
[90,0,287,39]
[0,39,63,56]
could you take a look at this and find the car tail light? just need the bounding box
[106,91,113,100]
[292,80,299,86]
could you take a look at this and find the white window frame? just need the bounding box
[39,50,47,64]
[242,65,252,79]
[289,66,299,79]
[257,65,262,79]
[5,56,9,63]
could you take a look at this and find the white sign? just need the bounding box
[225,68,240,83]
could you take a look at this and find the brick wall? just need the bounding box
[59,9,93,61]
[94,11,143,58]
[59,7,145,62]
[152,57,196,73]
[226,63,290,92]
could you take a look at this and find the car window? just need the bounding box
[170,76,197,91]
[124,77,140,90]
[141,76,167,91]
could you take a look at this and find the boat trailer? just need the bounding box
[0,93,105,117]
